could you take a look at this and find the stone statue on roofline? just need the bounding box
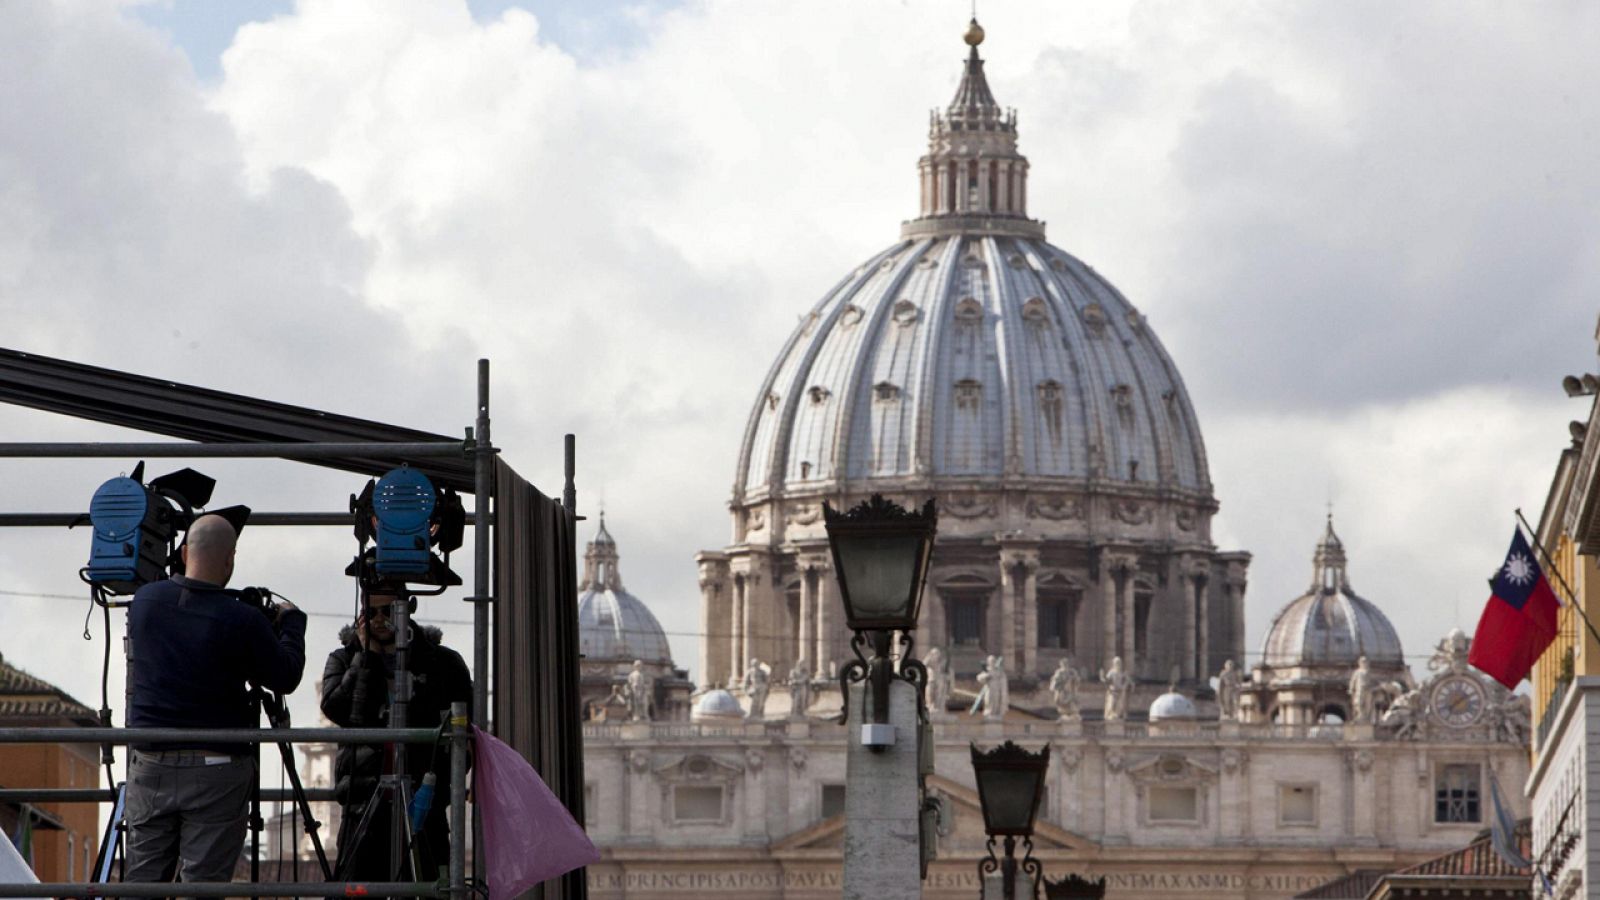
[969,655,1009,719]
[787,659,811,720]
[1349,655,1379,724]
[924,647,951,717]
[1216,659,1242,721]
[624,659,654,722]
[1049,658,1081,720]
[1100,656,1132,721]
[742,658,770,719]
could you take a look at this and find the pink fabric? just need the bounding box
[474,726,599,900]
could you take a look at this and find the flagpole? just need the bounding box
[1514,508,1600,650]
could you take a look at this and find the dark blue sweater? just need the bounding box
[127,575,308,752]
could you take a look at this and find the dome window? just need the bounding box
[839,304,865,329]
[962,254,986,270]
[808,386,831,405]
[1008,253,1028,269]
[1049,258,1067,272]
[766,392,781,412]
[873,381,902,402]
[892,299,920,325]
[1036,380,1065,442]
[954,297,984,325]
[1081,304,1107,336]
[954,379,983,411]
[1021,297,1049,325]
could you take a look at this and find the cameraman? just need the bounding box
[124,513,307,886]
[321,585,471,882]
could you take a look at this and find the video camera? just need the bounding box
[346,466,465,594]
[236,585,287,625]
[84,462,251,595]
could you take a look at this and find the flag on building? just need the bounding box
[1487,770,1531,870]
[1469,527,1561,689]
[474,726,599,900]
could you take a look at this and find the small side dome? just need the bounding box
[576,516,673,664]
[1261,517,1403,668]
[692,688,745,722]
[1148,691,1197,722]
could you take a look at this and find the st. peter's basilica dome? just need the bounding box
[732,28,1210,504]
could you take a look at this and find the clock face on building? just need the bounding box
[1429,675,1487,727]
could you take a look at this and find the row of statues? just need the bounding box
[931,651,1143,721]
[671,637,1527,734]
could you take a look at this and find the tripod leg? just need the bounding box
[274,739,333,880]
[91,783,126,884]
[335,778,390,882]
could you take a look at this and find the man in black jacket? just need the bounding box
[321,588,472,882]
[125,514,307,886]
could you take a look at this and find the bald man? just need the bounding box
[124,514,307,887]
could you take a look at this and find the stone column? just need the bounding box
[1098,551,1120,673]
[841,680,921,900]
[977,156,991,213]
[731,573,746,684]
[814,558,836,677]
[697,553,731,688]
[1227,559,1248,666]
[1000,558,1020,668]
[1021,561,1039,675]
[798,566,816,670]
[1193,570,1211,680]
[1122,570,1137,676]
[1000,547,1040,675]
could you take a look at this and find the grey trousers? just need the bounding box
[125,749,255,887]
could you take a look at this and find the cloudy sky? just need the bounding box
[3,0,1598,735]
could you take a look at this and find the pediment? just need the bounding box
[773,814,846,851]
[651,752,743,782]
[1123,752,1218,785]
[925,774,1097,852]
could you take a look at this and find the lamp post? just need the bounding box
[822,494,938,746]
[825,494,937,900]
[970,741,1051,900]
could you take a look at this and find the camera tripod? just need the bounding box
[251,688,334,882]
[335,768,431,883]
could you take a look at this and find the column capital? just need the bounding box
[1098,547,1139,574]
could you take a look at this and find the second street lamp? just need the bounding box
[822,493,937,747]
[971,740,1051,900]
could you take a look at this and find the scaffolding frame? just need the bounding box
[0,355,582,899]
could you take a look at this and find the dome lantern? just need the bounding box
[906,18,1040,238]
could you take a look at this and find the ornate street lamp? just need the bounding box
[971,741,1051,900]
[823,494,937,746]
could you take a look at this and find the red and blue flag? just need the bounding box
[1469,527,1561,689]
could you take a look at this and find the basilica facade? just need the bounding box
[579,20,1530,900]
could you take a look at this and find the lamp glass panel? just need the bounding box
[977,767,1041,833]
[836,533,921,622]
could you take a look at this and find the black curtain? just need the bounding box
[492,459,586,900]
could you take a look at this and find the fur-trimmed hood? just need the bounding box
[336,622,445,648]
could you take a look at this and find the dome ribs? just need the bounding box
[734,256,871,502]
[914,236,964,476]
[830,244,925,483]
